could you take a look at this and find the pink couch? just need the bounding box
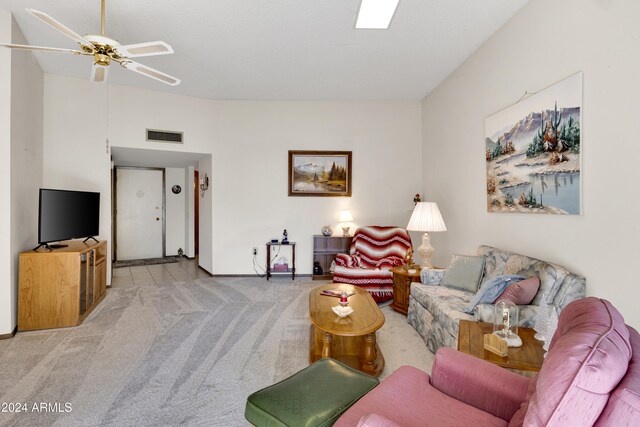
[335,297,640,426]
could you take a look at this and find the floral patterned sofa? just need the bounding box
[407,245,586,353]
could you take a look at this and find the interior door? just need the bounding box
[116,168,164,260]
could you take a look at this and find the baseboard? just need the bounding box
[198,265,213,276]
[0,326,18,340]
[210,273,313,278]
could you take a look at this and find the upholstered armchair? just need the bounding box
[335,297,640,426]
[333,226,412,303]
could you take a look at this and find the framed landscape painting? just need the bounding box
[288,150,352,197]
[485,72,582,215]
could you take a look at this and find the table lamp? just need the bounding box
[339,210,354,236]
[406,202,447,269]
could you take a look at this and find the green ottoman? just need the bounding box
[245,358,380,427]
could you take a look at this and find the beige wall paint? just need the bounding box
[165,167,187,256]
[42,75,423,275]
[421,0,640,327]
[0,12,44,335]
[0,11,13,335]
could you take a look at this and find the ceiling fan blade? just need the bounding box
[114,41,174,58]
[26,9,95,52]
[121,60,180,86]
[90,62,109,83]
[0,43,87,55]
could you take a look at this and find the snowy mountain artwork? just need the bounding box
[485,73,582,215]
[288,151,352,197]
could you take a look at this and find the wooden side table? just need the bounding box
[390,266,421,315]
[266,242,296,280]
[457,320,544,377]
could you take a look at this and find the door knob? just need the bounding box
[156,217,160,221]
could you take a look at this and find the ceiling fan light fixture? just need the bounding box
[5,2,180,86]
[91,62,109,83]
[355,0,400,29]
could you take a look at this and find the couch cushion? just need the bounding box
[477,245,509,279]
[594,326,640,426]
[411,284,474,338]
[496,277,540,305]
[502,255,568,305]
[520,298,631,426]
[334,366,507,427]
[477,246,585,307]
[441,254,486,293]
[463,274,526,314]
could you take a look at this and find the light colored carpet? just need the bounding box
[0,277,434,426]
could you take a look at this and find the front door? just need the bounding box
[116,168,164,260]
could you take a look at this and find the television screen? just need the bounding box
[38,189,100,244]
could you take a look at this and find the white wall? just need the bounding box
[0,12,44,335]
[421,0,640,327]
[42,76,111,280]
[165,167,186,256]
[198,157,213,273]
[0,11,13,335]
[42,75,423,274]
[185,166,195,257]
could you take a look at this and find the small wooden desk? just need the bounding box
[309,284,385,376]
[457,320,544,376]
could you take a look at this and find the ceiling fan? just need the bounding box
[0,0,180,86]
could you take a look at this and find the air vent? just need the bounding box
[146,129,184,144]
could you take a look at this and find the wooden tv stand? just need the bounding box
[18,240,108,331]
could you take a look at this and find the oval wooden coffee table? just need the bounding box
[309,283,385,377]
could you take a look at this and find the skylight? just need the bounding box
[355,0,400,29]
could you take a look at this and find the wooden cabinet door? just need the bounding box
[95,260,106,299]
[393,274,406,308]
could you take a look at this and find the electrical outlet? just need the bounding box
[252,247,258,256]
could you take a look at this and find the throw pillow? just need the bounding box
[441,254,486,293]
[496,277,540,305]
[462,274,526,314]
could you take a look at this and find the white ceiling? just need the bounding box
[0,0,529,100]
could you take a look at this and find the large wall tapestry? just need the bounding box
[288,150,352,197]
[485,73,582,215]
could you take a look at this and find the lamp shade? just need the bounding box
[407,202,447,232]
[339,210,354,222]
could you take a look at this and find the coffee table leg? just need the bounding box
[363,334,377,371]
[322,333,333,359]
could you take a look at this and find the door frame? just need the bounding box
[113,166,166,261]
[194,169,199,257]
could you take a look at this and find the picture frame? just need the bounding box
[288,150,352,197]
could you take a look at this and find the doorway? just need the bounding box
[115,167,165,260]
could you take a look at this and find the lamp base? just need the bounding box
[417,232,436,269]
[342,226,350,237]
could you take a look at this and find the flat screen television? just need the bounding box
[38,189,100,247]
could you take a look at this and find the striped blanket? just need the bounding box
[333,226,412,303]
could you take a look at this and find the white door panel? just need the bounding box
[116,169,164,260]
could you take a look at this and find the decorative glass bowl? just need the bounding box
[332,306,354,317]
